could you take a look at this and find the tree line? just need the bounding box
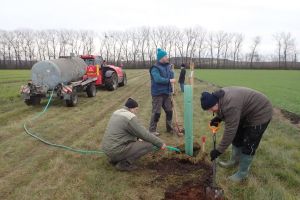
[0,27,298,69]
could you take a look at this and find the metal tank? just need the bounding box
[31,56,87,90]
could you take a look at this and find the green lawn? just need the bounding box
[195,70,300,115]
[0,70,31,102]
[0,69,299,200]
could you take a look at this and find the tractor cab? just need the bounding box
[81,55,103,85]
[80,55,127,90]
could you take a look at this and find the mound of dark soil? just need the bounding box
[146,156,225,200]
[165,177,225,200]
[147,157,210,176]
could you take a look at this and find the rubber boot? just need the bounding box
[219,145,241,168]
[229,153,254,182]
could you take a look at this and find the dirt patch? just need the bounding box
[273,108,300,129]
[280,109,300,124]
[165,176,225,200]
[147,157,211,176]
[146,156,224,200]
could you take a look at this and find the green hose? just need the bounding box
[23,91,181,155]
[23,90,105,155]
[166,146,181,153]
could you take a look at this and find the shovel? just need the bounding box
[206,123,224,199]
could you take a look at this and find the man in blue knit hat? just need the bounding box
[149,48,176,136]
[200,87,272,182]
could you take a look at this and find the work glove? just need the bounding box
[210,116,222,127]
[210,149,221,161]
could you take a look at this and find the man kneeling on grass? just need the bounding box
[100,98,166,171]
[200,86,273,182]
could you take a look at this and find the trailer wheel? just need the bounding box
[105,72,118,91]
[86,83,96,97]
[65,90,78,107]
[25,96,41,106]
[119,72,127,87]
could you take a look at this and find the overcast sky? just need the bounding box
[1,0,299,53]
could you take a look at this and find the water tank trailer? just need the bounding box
[20,55,98,107]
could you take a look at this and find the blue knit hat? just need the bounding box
[200,92,219,110]
[157,48,167,61]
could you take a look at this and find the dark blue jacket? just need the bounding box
[149,63,174,96]
[178,68,186,83]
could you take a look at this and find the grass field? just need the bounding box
[195,69,300,115]
[0,69,299,200]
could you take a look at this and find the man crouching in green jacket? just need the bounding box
[101,98,166,171]
[200,87,273,182]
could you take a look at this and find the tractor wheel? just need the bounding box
[25,96,41,106]
[65,90,78,107]
[119,72,127,87]
[86,83,96,97]
[105,72,118,91]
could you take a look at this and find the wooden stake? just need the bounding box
[201,136,207,152]
[189,61,195,87]
[171,64,176,95]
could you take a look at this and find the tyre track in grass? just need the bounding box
[0,72,149,197]
[0,71,148,143]
[1,71,148,161]
[0,71,150,196]
[0,70,146,123]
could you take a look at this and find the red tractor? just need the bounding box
[81,55,127,91]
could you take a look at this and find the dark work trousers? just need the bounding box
[179,83,184,92]
[110,141,153,164]
[149,94,173,132]
[232,120,270,156]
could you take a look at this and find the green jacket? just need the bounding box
[100,108,164,157]
[215,87,273,153]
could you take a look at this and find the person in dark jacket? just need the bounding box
[178,63,186,92]
[149,48,176,136]
[200,87,273,182]
[101,98,166,171]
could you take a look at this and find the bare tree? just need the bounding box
[174,30,185,64]
[195,27,206,67]
[222,33,233,67]
[232,33,244,67]
[0,30,8,65]
[249,36,261,68]
[139,27,150,66]
[282,32,295,68]
[273,33,283,67]
[207,32,214,67]
[47,30,59,59]
[214,31,227,68]
[0,27,299,69]
[184,27,198,62]
[36,31,47,60]
[129,29,142,67]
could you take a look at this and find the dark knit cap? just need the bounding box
[125,98,139,108]
[181,63,186,68]
[200,92,218,110]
